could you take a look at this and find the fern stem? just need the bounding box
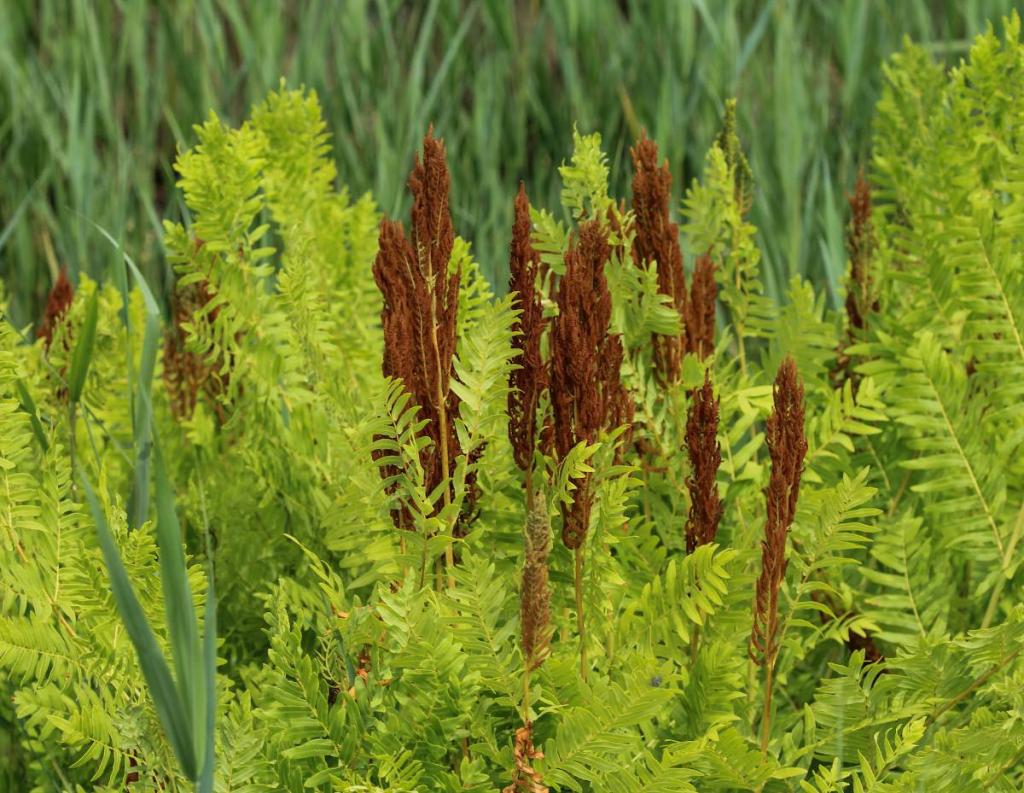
[525,465,535,514]
[68,402,77,494]
[733,220,748,380]
[981,503,1024,629]
[929,648,1020,726]
[922,365,1005,560]
[418,536,431,590]
[49,757,73,789]
[522,465,535,721]
[984,739,1024,788]
[574,546,587,681]
[759,660,774,753]
[427,270,456,591]
[522,666,531,724]
[736,326,747,380]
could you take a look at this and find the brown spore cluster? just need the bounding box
[373,130,464,528]
[750,357,807,668]
[549,220,628,549]
[162,277,230,422]
[630,133,718,382]
[37,269,75,350]
[507,184,548,478]
[685,255,717,360]
[684,371,723,554]
[631,133,687,383]
[844,173,877,334]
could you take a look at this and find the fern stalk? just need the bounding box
[759,663,775,754]
[630,131,687,385]
[429,303,456,589]
[684,371,723,554]
[521,490,552,698]
[732,228,748,380]
[750,357,807,753]
[373,130,462,586]
[982,503,1024,628]
[574,546,587,680]
[550,220,625,681]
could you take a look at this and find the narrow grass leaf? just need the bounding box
[91,221,164,530]
[153,446,205,772]
[15,379,49,452]
[129,315,160,528]
[66,288,98,404]
[81,475,198,779]
[199,563,217,793]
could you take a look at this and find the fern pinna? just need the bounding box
[2,15,1024,792]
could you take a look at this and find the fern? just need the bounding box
[559,126,613,222]
[617,544,738,662]
[537,663,675,791]
[3,23,1024,789]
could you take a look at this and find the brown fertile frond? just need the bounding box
[750,356,807,667]
[163,278,230,422]
[833,172,879,389]
[551,221,613,458]
[371,219,421,530]
[844,173,877,334]
[502,723,548,793]
[374,218,420,393]
[685,371,722,554]
[550,220,624,549]
[631,132,687,384]
[460,443,486,537]
[372,131,463,530]
[600,334,635,464]
[409,127,459,377]
[38,269,74,349]
[508,183,548,473]
[685,254,717,360]
[520,492,552,672]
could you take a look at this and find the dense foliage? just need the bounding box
[2,15,1024,792]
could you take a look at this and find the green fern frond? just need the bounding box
[560,126,613,221]
[538,664,675,791]
[617,544,738,663]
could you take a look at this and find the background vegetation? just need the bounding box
[1,0,1018,325]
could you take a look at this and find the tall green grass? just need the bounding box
[0,0,1015,325]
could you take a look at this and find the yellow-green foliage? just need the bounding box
[2,16,1024,791]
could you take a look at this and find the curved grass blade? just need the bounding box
[90,220,162,528]
[128,314,160,529]
[67,288,99,404]
[153,446,206,775]
[14,379,49,452]
[81,475,199,779]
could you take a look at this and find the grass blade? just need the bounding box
[66,287,98,403]
[14,379,49,452]
[199,563,217,793]
[128,313,160,529]
[82,475,198,779]
[91,221,163,528]
[153,446,205,773]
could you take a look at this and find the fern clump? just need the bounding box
[2,15,1024,792]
